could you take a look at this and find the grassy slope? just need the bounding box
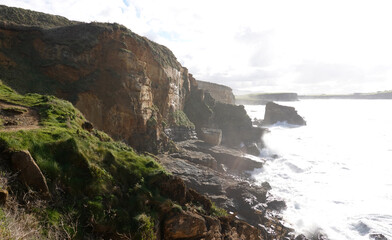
[0,81,170,238]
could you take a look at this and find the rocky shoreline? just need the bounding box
[159,139,297,239]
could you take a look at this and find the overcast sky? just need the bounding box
[1,0,392,94]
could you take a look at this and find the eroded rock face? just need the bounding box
[184,88,265,148]
[163,211,207,239]
[263,102,306,126]
[0,6,194,151]
[197,80,235,104]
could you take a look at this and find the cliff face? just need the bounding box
[0,5,192,151]
[197,80,235,104]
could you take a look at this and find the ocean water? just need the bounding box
[245,100,392,240]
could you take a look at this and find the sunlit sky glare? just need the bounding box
[1,0,392,94]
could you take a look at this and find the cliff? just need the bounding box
[196,80,235,104]
[0,81,266,239]
[236,92,298,105]
[0,5,193,152]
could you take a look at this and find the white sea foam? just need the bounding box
[246,100,392,240]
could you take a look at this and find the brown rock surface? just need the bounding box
[200,128,222,146]
[197,80,235,104]
[11,150,49,197]
[0,5,194,151]
[163,211,207,239]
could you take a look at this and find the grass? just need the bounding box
[168,110,195,129]
[0,4,75,28]
[0,81,171,238]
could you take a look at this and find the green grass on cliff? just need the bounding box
[0,81,169,238]
[0,5,75,28]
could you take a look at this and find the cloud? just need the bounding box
[1,0,392,94]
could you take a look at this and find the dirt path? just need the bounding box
[0,101,40,132]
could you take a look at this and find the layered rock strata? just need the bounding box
[263,102,306,126]
[159,140,296,239]
[0,5,194,152]
[197,80,235,104]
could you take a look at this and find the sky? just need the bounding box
[1,0,392,95]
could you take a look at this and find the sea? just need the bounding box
[244,99,392,240]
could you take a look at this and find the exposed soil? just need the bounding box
[0,101,40,132]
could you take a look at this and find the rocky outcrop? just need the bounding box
[263,102,306,126]
[158,140,296,239]
[153,174,264,240]
[11,150,49,197]
[0,5,195,152]
[199,128,222,146]
[184,86,265,147]
[197,80,235,104]
[163,211,207,239]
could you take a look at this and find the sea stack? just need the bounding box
[263,102,306,126]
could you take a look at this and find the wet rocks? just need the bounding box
[263,102,306,126]
[158,140,296,239]
[178,140,263,175]
[11,150,49,197]
[199,128,222,146]
[370,233,388,240]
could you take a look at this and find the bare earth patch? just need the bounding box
[0,101,40,132]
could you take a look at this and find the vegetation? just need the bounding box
[0,81,171,238]
[168,110,195,129]
[0,4,75,28]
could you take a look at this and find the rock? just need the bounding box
[81,121,94,132]
[156,175,187,205]
[0,6,195,152]
[11,150,50,197]
[263,102,306,126]
[267,199,287,212]
[170,149,219,171]
[178,140,263,174]
[245,143,261,156]
[0,189,8,205]
[370,233,388,240]
[199,128,222,146]
[204,215,223,239]
[163,211,207,239]
[188,188,212,212]
[295,234,308,240]
[184,89,265,148]
[164,126,197,142]
[197,80,235,105]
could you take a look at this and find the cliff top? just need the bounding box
[0,4,76,28]
[197,80,233,91]
[0,80,167,237]
[0,4,181,70]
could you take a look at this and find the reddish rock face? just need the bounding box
[0,17,193,151]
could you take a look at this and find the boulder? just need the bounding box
[263,102,306,126]
[0,189,8,205]
[163,211,207,239]
[245,143,261,156]
[370,233,388,240]
[81,121,94,132]
[11,150,50,197]
[199,128,222,146]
